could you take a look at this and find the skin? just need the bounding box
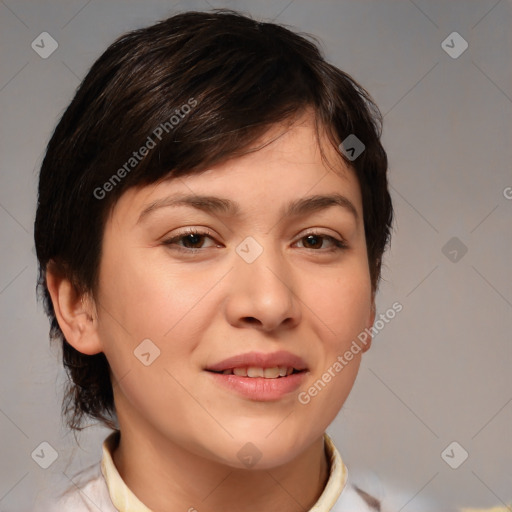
[47,110,376,512]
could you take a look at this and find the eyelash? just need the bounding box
[162,227,348,254]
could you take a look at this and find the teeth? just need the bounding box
[247,367,264,377]
[263,367,280,378]
[221,366,297,378]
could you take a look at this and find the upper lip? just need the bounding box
[205,350,308,372]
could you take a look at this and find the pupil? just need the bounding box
[306,235,320,248]
[185,234,202,247]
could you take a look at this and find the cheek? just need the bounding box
[306,265,373,347]
[296,263,371,420]
[99,245,215,342]
[96,248,227,390]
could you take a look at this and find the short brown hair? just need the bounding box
[34,9,393,431]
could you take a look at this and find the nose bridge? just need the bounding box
[236,234,293,298]
[227,234,300,329]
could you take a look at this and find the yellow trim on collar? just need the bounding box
[310,432,348,510]
[101,431,152,512]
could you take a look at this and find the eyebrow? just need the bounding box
[137,192,359,224]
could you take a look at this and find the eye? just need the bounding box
[162,228,219,251]
[162,228,348,254]
[294,231,348,252]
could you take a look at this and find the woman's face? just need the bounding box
[96,112,375,469]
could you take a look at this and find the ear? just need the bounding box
[361,298,376,354]
[46,262,103,355]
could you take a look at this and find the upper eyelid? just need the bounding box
[167,226,344,238]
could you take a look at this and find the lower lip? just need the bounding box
[206,371,307,401]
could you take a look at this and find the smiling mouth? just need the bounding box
[208,366,305,379]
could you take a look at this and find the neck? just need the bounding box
[111,412,330,512]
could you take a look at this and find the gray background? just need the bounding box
[1,0,511,510]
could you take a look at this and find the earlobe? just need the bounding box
[46,264,103,356]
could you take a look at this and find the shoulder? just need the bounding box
[332,481,381,512]
[33,461,118,512]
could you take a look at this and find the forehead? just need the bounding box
[109,112,362,225]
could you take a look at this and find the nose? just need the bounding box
[223,240,301,332]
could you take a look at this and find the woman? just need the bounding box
[34,10,393,511]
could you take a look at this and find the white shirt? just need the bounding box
[34,431,379,511]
